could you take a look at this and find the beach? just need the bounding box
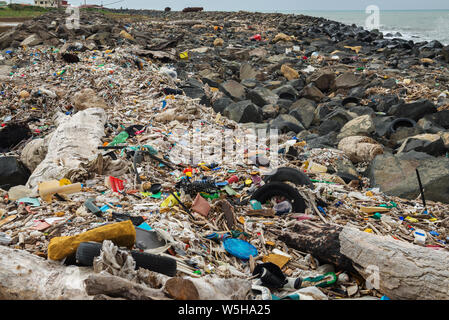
[0,8,449,301]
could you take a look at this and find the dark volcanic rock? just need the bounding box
[388,99,437,121]
[223,100,263,123]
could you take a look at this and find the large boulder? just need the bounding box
[396,134,447,156]
[20,34,42,47]
[388,99,437,121]
[288,98,316,129]
[442,45,449,63]
[223,100,263,123]
[219,80,246,101]
[270,114,305,134]
[337,115,375,140]
[367,151,449,204]
[247,87,278,107]
[338,136,384,163]
[240,63,262,81]
[212,97,233,114]
[309,69,336,92]
[300,83,325,102]
[333,73,363,90]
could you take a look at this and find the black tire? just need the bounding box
[263,167,313,188]
[251,181,306,213]
[76,241,103,266]
[130,251,177,277]
[388,118,416,135]
[75,241,177,277]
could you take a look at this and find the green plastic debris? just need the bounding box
[302,272,337,288]
[371,212,382,220]
[222,185,237,196]
[250,200,262,210]
[109,131,129,146]
[200,192,219,200]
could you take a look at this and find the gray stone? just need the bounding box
[397,134,447,156]
[337,115,375,140]
[247,87,278,107]
[288,98,316,129]
[240,63,259,81]
[219,80,246,101]
[20,34,42,47]
[273,85,299,101]
[262,104,279,119]
[388,99,437,121]
[334,72,363,90]
[212,97,233,114]
[223,100,263,123]
[309,69,336,92]
[300,83,325,102]
[270,114,305,134]
[367,151,449,203]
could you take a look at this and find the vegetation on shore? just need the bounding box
[0,4,54,18]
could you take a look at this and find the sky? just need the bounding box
[20,0,449,11]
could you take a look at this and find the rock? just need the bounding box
[213,38,224,47]
[281,64,299,81]
[270,114,305,134]
[367,151,449,204]
[212,97,233,114]
[338,136,384,163]
[20,34,42,47]
[288,99,316,129]
[309,69,336,92]
[219,80,246,101]
[247,87,278,107]
[382,78,397,88]
[419,110,449,130]
[300,84,325,102]
[442,45,449,63]
[240,63,259,81]
[272,85,299,101]
[439,132,449,149]
[73,89,108,111]
[223,100,262,123]
[262,104,279,119]
[334,72,363,90]
[388,99,437,121]
[0,157,31,191]
[337,115,375,140]
[397,134,447,156]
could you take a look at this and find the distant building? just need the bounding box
[34,0,69,8]
[0,1,7,7]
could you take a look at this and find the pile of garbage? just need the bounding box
[0,10,449,301]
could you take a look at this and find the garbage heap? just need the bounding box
[0,10,449,301]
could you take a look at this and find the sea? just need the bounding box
[270,10,449,45]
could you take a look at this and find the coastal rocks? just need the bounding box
[442,46,449,63]
[396,134,447,156]
[338,136,384,163]
[20,34,42,47]
[240,63,259,81]
[219,80,246,101]
[288,99,316,129]
[273,33,294,43]
[272,85,299,101]
[388,99,437,121]
[333,73,363,90]
[280,64,299,81]
[223,100,263,123]
[337,115,375,140]
[270,114,305,134]
[247,87,278,107]
[299,84,325,102]
[308,69,336,92]
[0,157,31,191]
[367,151,449,204]
[212,97,233,114]
[73,89,108,111]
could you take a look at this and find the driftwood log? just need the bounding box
[0,246,93,299]
[278,221,449,300]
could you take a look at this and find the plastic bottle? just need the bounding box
[413,229,427,245]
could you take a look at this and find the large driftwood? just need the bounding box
[279,221,449,300]
[0,246,93,299]
[84,274,170,300]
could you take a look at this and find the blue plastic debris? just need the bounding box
[223,238,258,260]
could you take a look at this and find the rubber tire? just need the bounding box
[76,241,102,266]
[263,167,313,188]
[251,181,306,213]
[388,118,416,134]
[75,241,177,277]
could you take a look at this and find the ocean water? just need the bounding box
[273,10,449,45]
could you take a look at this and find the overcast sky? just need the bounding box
[22,0,449,11]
